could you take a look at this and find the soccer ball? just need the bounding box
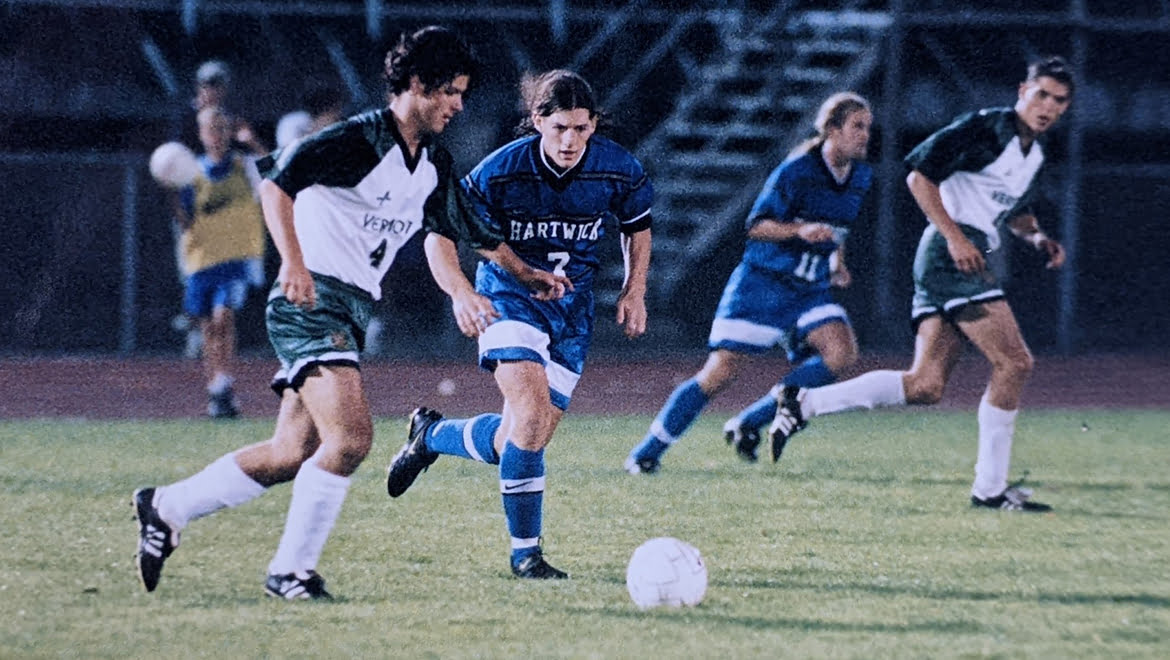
[149,141,201,188]
[625,537,707,610]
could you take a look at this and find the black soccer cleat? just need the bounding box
[511,551,569,580]
[133,487,180,592]
[768,385,807,462]
[724,422,762,463]
[207,387,240,419]
[386,407,443,497]
[624,455,660,475]
[971,485,1053,513]
[264,570,333,600]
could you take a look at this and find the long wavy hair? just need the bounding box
[787,91,871,160]
[514,69,603,136]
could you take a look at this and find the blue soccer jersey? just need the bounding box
[462,134,653,289]
[463,133,652,410]
[740,146,873,289]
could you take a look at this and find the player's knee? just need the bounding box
[508,408,557,451]
[903,374,945,405]
[820,342,858,376]
[987,349,1033,383]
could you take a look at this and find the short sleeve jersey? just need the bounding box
[741,145,873,289]
[257,108,498,300]
[904,107,1046,249]
[461,134,653,289]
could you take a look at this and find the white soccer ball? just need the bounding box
[625,537,707,610]
[149,141,201,188]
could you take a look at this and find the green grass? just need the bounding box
[2,410,1168,659]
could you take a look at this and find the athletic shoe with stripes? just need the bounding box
[133,487,179,592]
[971,485,1052,513]
[386,407,442,497]
[512,551,569,579]
[264,570,333,600]
[768,386,807,462]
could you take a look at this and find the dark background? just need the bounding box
[2,0,1167,363]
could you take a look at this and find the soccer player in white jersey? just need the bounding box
[769,56,1073,513]
[132,26,510,600]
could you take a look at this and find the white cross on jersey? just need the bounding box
[292,145,438,300]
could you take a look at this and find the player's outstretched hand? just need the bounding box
[452,290,499,338]
[518,269,574,302]
[946,234,986,274]
[795,222,837,244]
[1037,236,1065,269]
[279,262,317,310]
[615,292,647,339]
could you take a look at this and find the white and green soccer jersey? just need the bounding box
[258,108,499,300]
[904,107,1046,250]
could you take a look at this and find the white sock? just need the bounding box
[157,453,266,529]
[972,394,1017,500]
[803,370,906,417]
[267,460,350,576]
[208,373,234,395]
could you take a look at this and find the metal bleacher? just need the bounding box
[596,2,890,323]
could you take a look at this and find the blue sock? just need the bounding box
[783,355,837,389]
[499,441,545,566]
[736,393,778,431]
[425,414,501,464]
[631,378,709,462]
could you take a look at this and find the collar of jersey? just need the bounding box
[535,138,587,180]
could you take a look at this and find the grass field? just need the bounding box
[2,410,1168,659]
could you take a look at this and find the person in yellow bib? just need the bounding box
[171,105,267,418]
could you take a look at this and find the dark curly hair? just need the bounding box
[1026,55,1075,94]
[384,26,479,96]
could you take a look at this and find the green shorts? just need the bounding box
[266,273,373,392]
[911,224,1005,328]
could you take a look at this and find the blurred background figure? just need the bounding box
[171,60,269,359]
[167,106,268,418]
[275,85,346,149]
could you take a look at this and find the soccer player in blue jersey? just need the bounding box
[132,26,506,600]
[769,57,1073,513]
[623,92,874,473]
[386,69,653,579]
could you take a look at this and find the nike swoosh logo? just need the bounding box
[503,480,535,491]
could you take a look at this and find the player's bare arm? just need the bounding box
[260,179,316,309]
[476,242,574,301]
[747,218,837,244]
[906,169,985,273]
[830,246,851,288]
[423,233,499,337]
[1008,213,1065,269]
[616,228,651,339]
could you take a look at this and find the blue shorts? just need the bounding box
[184,260,252,318]
[474,262,593,411]
[707,262,850,362]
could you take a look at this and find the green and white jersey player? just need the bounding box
[131,26,561,601]
[769,56,1073,513]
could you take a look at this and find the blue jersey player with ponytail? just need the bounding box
[386,69,653,579]
[626,92,874,473]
